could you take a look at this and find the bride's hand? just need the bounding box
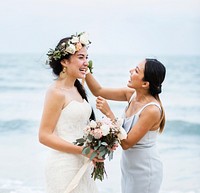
[82,148,104,163]
[92,154,104,167]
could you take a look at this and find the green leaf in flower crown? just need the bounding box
[82,146,91,155]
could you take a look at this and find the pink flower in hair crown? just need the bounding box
[75,42,83,51]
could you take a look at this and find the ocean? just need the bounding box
[0,53,200,193]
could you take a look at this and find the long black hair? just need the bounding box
[47,37,95,121]
[143,58,166,133]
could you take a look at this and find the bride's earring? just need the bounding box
[60,67,67,78]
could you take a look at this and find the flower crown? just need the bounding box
[47,32,91,62]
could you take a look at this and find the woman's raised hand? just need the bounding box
[96,96,115,120]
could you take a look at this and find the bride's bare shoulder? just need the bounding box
[45,85,65,102]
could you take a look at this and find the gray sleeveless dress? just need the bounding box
[121,101,163,193]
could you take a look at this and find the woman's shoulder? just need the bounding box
[139,102,161,119]
[45,85,66,102]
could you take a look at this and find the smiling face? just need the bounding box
[127,60,146,89]
[62,46,89,79]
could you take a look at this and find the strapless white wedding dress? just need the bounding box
[45,100,98,193]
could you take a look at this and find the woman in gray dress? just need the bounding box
[85,58,166,193]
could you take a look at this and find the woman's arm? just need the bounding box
[38,88,82,154]
[95,97,162,150]
[85,72,134,101]
[38,88,104,162]
[121,106,161,150]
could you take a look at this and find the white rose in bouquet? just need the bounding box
[89,120,97,128]
[100,124,110,136]
[118,126,127,140]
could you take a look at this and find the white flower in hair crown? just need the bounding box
[47,32,91,62]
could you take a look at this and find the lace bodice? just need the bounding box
[55,100,92,142]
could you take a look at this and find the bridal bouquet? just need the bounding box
[74,117,127,181]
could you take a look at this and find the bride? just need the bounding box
[38,32,101,193]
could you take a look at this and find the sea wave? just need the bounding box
[0,86,42,92]
[164,120,200,136]
[0,119,199,136]
[0,119,37,133]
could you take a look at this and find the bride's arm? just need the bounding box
[85,72,134,102]
[38,88,103,162]
[38,88,83,154]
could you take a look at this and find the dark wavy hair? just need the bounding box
[143,58,166,133]
[47,37,95,121]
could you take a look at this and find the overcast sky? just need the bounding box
[0,0,200,55]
